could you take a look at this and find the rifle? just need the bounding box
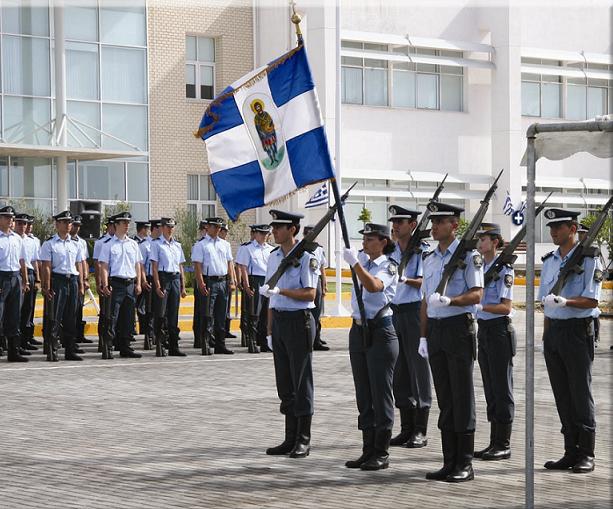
[265,181,356,288]
[397,173,448,277]
[549,195,613,297]
[200,290,212,356]
[484,192,553,285]
[435,169,504,295]
[43,290,57,361]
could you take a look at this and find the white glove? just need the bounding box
[543,293,567,308]
[418,337,429,358]
[475,304,483,312]
[428,292,451,309]
[266,335,273,351]
[399,276,408,284]
[343,247,360,268]
[267,286,281,296]
[259,284,270,298]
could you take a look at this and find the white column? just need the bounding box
[54,2,68,212]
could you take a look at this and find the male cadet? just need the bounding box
[98,212,143,359]
[192,220,208,349]
[261,210,318,459]
[93,218,115,352]
[70,215,92,345]
[40,211,85,361]
[302,225,329,351]
[15,213,40,354]
[0,206,29,362]
[474,223,515,461]
[418,202,483,483]
[539,208,602,474]
[150,217,187,357]
[24,214,43,349]
[134,220,153,349]
[219,222,238,339]
[388,205,432,449]
[192,217,236,354]
[236,224,274,352]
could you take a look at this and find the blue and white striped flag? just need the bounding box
[304,182,328,208]
[196,45,335,220]
[502,191,513,216]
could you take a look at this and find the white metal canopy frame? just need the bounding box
[523,117,613,509]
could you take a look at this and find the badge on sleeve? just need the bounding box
[472,254,483,268]
[387,263,397,276]
[594,269,604,283]
[504,274,513,288]
[309,257,319,271]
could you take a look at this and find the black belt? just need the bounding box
[110,277,135,284]
[205,275,227,282]
[429,313,472,324]
[477,316,511,327]
[390,301,420,313]
[0,270,20,276]
[159,271,180,276]
[52,272,78,279]
[27,268,35,274]
[548,317,592,326]
[353,315,393,328]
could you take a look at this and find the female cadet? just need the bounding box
[474,223,515,461]
[343,223,399,471]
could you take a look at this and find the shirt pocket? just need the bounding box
[446,269,466,296]
[484,281,499,303]
[564,272,584,296]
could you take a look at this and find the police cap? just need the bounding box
[53,210,73,222]
[359,222,391,237]
[0,205,15,217]
[388,205,421,221]
[477,222,501,236]
[250,224,270,233]
[427,202,464,217]
[269,209,304,225]
[161,217,176,227]
[544,208,580,226]
[112,211,132,223]
[14,213,29,222]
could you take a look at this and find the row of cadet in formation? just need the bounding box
[0,201,604,482]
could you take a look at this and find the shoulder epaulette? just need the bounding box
[241,241,250,246]
[46,236,53,241]
[388,257,399,265]
[541,251,554,262]
[97,235,105,240]
[103,237,112,243]
[271,246,280,252]
[422,250,434,259]
[358,248,364,253]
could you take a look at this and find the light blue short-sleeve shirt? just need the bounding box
[150,237,185,273]
[265,247,319,311]
[0,231,26,271]
[236,240,273,277]
[351,254,398,320]
[98,236,143,279]
[390,242,425,305]
[192,235,233,276]
[39,234,84,275]
[477,261,514,320]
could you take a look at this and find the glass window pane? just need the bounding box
[416,74,438,109]
[187,203,197,217]
[100,2,146,46]
[128,202,149,221]
[9,157,52,198]
[197,37,215,62]
[186,36,197,60]
[521,81,540,116]
[364,68,387,106]
[416,50,436,73]
[342,66,362,104]
[127,162,148,201]
[3,96,51,145]
[587,87,606,119]
[341,41,362,49]
[609,88,613,114]
[78,161,125,200]
[67,41,99,100]
[199,175,216,200]
[567,85,587,120]
[542,83,561,118]
[67,161,76,199]
[65,4,97,41]
[101,104,148,151]
[0,158,8,196]
[2,0,49,36]
[364,58,387,69]
[441,74,462,111]
[187,175,198,200]
[392,70,415,108]
[3,35,50,96]
[201,204,216,218]
[67,100,101,147]
[440,64,462,75]
[341,56,362,66]
[186,65,196,98]
[200,65,214,99]
[101,46,147,103]
[346,201,365,240]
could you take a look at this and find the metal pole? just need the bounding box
[525,132,536,509]
[54,2,68,212]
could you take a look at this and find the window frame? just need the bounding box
[186,173,217,218]
[185,35,216,101]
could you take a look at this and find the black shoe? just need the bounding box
[346,429,375,468]
[426,432,456,480]
[65,352,83,361]
[18,348,32,356]
[475,421,496,459]
[390,407,416,446]
[8,351,29,362]
[30,338,43,346]
[406,408,429,448]
[120,351,142,358]
[73,347,85,354]
[544,433,578,470]
[225,331,237,338]
[215,347,234,355]
[446,433,475,482]
[260,344,272,353]
[266,415,298,455]
[313,342,330,351]
[169,349,187,357]
[360,429,391,470]
[80,338,94,344]
[24,343,38,350]
[289,415,312,458]
[571,431,595,473]
[482,422,511,461]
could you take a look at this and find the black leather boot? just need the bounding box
[143,334,152,350]
[345,428,375,468]
[360,429,391,470]
[266,415,298,455]
[446,433,474,482]
[289,415,312,458]
[390,407,415,446]
[214,332,234,354]
[7,336,28,363]
[482,422,511,460]
[168,336,186,357]
[572,431,595,473]
[426,431,457,480]
[474,421,496,459]
[406,407,429,448]
[64,338,83,361]
[225,318,237,338]
[544,432,578,470]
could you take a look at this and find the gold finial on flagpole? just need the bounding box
[290,1,303,45]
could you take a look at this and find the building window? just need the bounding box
[341,42,463,111]
[187,174,217,218]
[186,35,215,100]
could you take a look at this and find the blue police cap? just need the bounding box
[477,222,501,236]
[427,201,464,217]
[112,211,132,223]
[0,205,15,217]
[359,223,391,237]
[53,210,73,222]
[161,217,176,227]
[250,224,271,233]
[269,209,304,225]
[14,213,29,222]
[544,208,580,226]
[388,205,421,221]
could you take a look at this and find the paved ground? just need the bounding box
[0,311,610,509]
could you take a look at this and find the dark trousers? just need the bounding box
[0,271,22,338]
[204,278,228,337]
[248,275,268,345]
[477,317,515,424]
[392,302,432,409]
[193,278,202,340]
[271,309,315,417]
[349,317,399,431]
[75,290,85,339]
[154,273,181,341]
[107,278,137,352]
[20,269,36,342]
[50,274,78,344]
[427,314,476,433]
[543,318,596,435]
[136,275,153,337]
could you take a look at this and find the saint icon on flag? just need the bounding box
[248,97,285,170]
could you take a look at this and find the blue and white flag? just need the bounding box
[196,45,335,220]
[305,182,328,208]
[502,191,514,216]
